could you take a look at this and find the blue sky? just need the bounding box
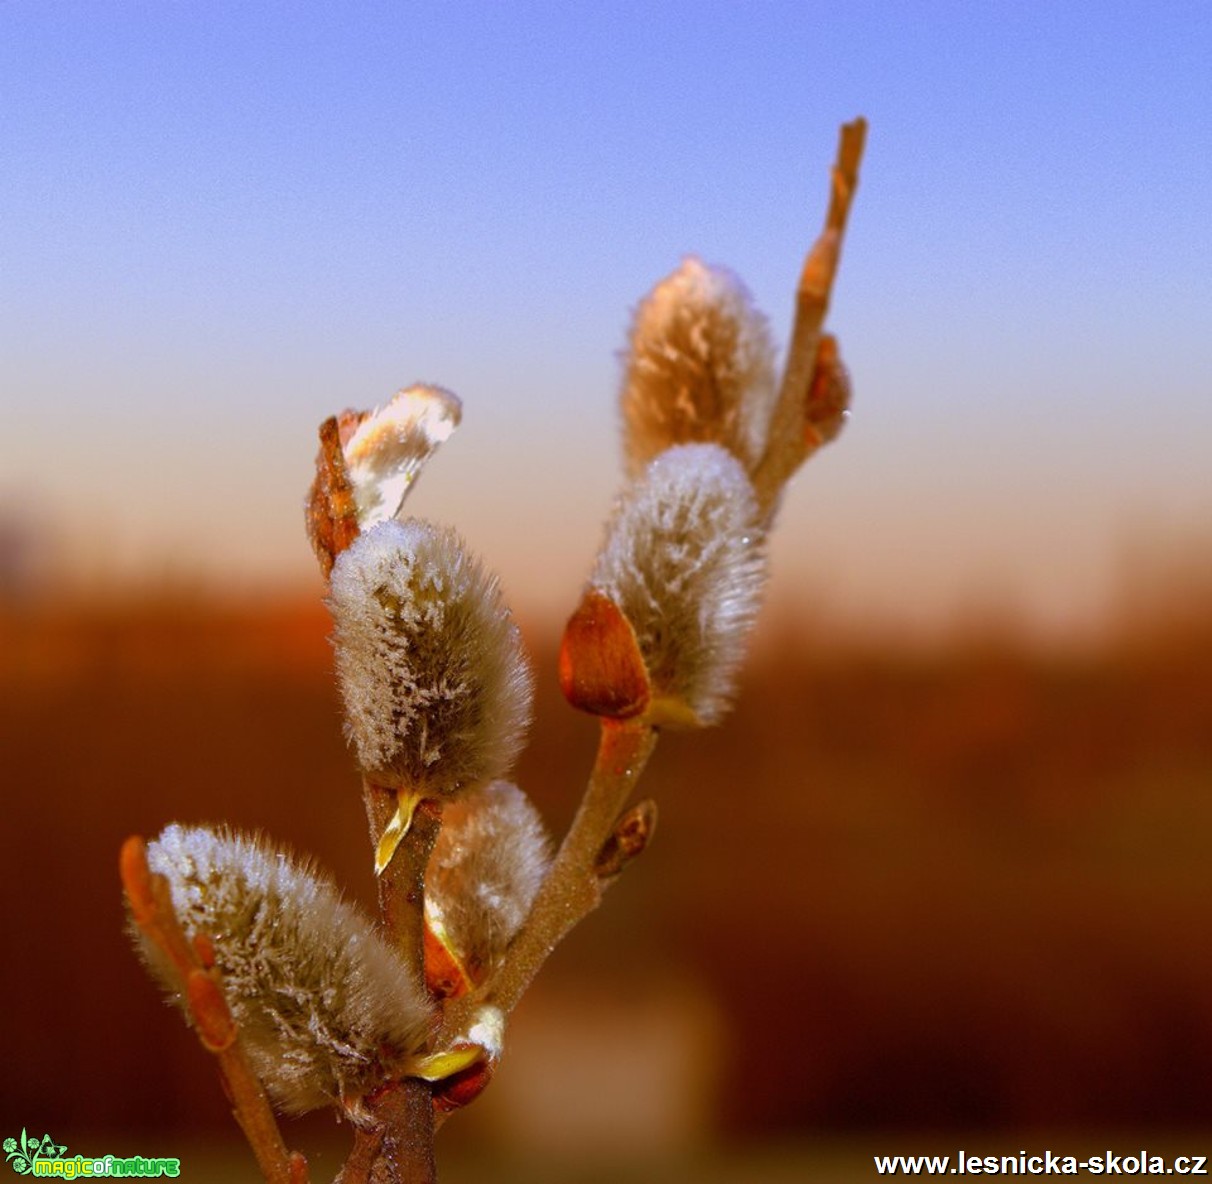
[3,2,1210,636]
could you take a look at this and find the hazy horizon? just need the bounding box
[3,3,1210,641]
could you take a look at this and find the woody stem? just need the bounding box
[362,782,443,1184]
[753,116,867,514]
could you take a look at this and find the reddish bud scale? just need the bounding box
[559,590,651,719]
[187,968,237,1052]
[120,836,156,926]
[804,334,850,449]
[422,923,474,1001]
[120,835,196,983]
[432,1056,495,1115]
[192,932,217,970]
[305,416,361,579]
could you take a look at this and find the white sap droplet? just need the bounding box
[343,385,462,527]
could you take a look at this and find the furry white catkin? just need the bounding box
[135,824,432,1114]
[329,518,534,795]
[426,780,551,976]
[591,443,766,726]
[621,256,777,477]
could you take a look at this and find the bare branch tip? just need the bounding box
[825,120,867,234]
[842,115,868,150]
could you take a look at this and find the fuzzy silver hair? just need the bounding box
[426,780,551,975]
[329,519,534,795]
[135,824,432,1114]
[590,443,766,726]
[621,256,777,476]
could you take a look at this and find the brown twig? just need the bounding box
[362,1081,441,1184]
[120,837,310,1184]
[335,1127,385,1184]
[753,116,867,515]
[361,782,443,1184]
[441,720,659,1042]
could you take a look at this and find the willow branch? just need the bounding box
[753,116,867,514]
[361,783,442,1184]
[361,1081,441,1184]
[335,1127,384,1184]
[120,837,310,1184]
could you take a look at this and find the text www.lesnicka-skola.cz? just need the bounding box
[874,1152,1209,1176]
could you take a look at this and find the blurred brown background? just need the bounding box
[3,569,1212,1175]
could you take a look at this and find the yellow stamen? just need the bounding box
[408,1044,484,1083]
[374,787,423,876]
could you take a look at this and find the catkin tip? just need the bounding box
[621,257,777,476]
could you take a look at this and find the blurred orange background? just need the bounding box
[3,571,1211,1176]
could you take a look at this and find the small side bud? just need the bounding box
[412,1005,505,1115]
[330,519,534,799]
[425,781,551,989]
[804,334,851,449]
[595,798,658,882]
[133,824,433,1115]
[589,443,766,727]
[621,257,777,476]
